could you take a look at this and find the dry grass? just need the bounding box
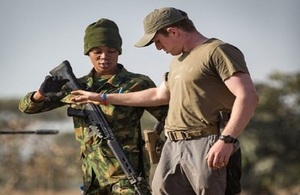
[9,188,81,195]
[9,187,300,195]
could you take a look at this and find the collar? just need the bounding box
[82,63,128,90]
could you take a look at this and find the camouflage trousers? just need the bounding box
[81,148,151,195]
[83,177,131,194]
[82,171,151,195]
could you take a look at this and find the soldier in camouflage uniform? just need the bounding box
[19,18,167,195]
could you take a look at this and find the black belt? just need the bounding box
[166,127,219,141]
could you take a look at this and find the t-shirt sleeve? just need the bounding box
[211,43,249,81]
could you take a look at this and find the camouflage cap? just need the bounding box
[135,7,188,48]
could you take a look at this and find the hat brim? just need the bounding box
[134,32,156,48]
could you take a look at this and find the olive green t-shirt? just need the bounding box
[164,38,249,132]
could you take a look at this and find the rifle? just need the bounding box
[50,60,145,195]
[0,129,59,134]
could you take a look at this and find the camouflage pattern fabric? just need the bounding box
[19,64,168,195]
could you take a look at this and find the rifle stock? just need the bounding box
[50,60,145,195]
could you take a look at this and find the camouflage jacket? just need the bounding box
[19,64,167,161]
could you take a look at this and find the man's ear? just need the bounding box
[166,27,180,37]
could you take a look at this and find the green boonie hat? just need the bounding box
[135,7,188,48]
[84,18,122,55]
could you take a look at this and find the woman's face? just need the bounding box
[88,46,119,75]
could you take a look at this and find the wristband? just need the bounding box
[101,93,108,106]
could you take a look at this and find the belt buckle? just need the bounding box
[168,131,192,141]
[180,131,191,140]
[167,131,176,141]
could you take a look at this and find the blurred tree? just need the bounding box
[241,71,300,194]
[0,99,81,194]
[0,133,81,194]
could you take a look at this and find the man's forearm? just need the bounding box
[71,83,170,107]
[107,88,168,107]
[222,92,259,138]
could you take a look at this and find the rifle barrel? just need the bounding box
[0,130,59,135]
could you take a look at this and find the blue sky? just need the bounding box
[0,0,299,98]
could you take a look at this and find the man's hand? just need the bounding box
[205,140,234,170]
[38,75,69,100]
[71,90,105,105]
